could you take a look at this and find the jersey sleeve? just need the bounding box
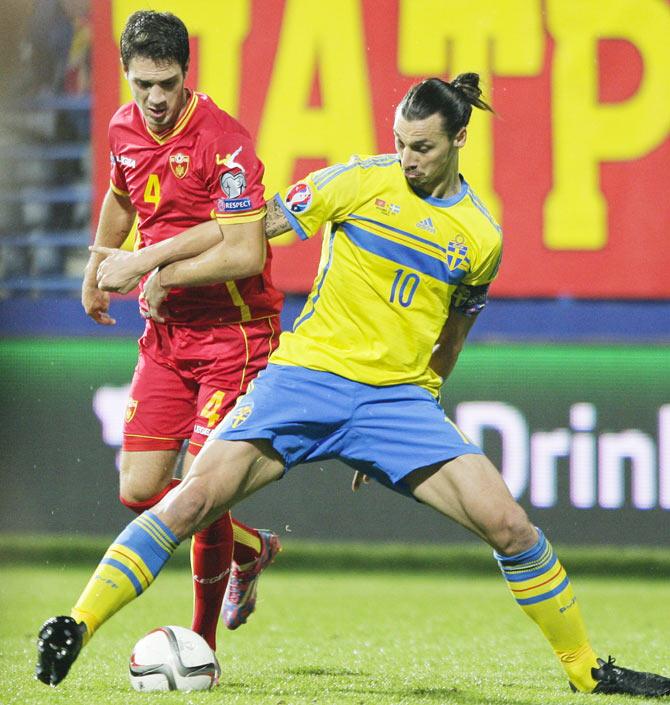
[108,124,129,196]
[451,234,503,316]
[201,132,267,226]
[272,156,365,240]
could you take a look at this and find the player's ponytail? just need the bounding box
[398,74,493,138]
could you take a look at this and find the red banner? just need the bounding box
[92,0,670,298]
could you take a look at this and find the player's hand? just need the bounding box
[81,283,116,325]
[352,471,370,491]
[91,246,144,294]
[142,268,169,323]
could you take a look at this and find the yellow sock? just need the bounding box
[232,520,262,555]
[71,512,179,642]
[496,529,598,692]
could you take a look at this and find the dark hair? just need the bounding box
[120,11,190,73]
[398,74,494,138]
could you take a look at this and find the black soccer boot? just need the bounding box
[36,616,85,686]
[570,656,670,696]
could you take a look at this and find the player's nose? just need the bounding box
[147,84,166,104]
[400,148,417,171]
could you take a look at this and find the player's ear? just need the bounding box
[453,127,467,149]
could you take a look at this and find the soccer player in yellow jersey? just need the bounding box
[37,75,670,696]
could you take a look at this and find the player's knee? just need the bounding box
[119,481,165,507]
[119,477,180,512]
[158,476,217,536]
[486,503,536,556]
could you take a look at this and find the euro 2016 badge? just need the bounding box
[169,152,190,179]
[285,183,312,213]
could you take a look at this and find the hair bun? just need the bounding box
[451,73,482,100]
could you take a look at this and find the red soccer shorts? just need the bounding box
[123,316,280,455]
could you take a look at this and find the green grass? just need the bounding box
[1,538,670,704]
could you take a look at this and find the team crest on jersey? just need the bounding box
[374,198,400,216]
[231,404,253,429]
[125,398,139,423]
[169,152,190,179]
[446,240,470,270]
[286,183,312,213]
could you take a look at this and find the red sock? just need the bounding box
[230,516,262,565]
[119,478,181,514]
[190,512,234,650]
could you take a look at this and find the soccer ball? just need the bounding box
[129,626,220,692]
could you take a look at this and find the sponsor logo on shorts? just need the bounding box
[285,182,312,213]
[194,424,213,437]
[219,197,253,212]
[125,398,138,423]
[231,404,253,428]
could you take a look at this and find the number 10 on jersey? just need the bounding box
[389,268,420,307]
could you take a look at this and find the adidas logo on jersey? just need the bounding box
[416,217,435,233]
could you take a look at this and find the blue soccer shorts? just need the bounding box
[210,363,483,496]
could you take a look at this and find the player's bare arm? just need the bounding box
[264,198,292,238]
[429,309,477,380]
[94,218,223,293]
[82,188,136,324]
[159,218,266,288]
[97,198,290,294]
[140,218,266,322]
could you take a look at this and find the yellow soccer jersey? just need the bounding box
[271,154,502,395]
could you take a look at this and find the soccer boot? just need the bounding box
[222,529,281,630]
[36,616,84,686]
[570,656,670,696]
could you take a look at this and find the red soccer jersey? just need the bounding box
[108,91,283,325]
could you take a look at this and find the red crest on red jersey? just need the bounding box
[125,398,139,423]
[169,152,190,179]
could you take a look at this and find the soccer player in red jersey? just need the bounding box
[79,11,282,651]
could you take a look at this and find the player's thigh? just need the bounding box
[186,319,279,453]
[124,334,199,453]
[119,449,181,501]
[407,453,536,553]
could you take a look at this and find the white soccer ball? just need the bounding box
[129,626,220,692]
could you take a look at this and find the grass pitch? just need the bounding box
[1,537,669,705]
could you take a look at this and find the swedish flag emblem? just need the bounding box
[231,405,253,429]
[446,241,470,270]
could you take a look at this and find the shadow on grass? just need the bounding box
[220,678,544,705]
